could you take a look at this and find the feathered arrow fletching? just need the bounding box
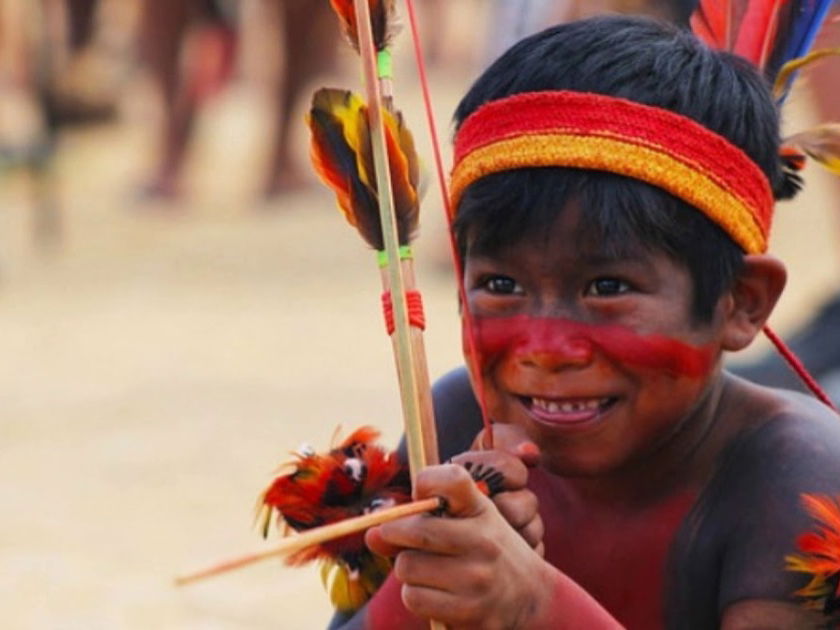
[307,88,421,250]
[329,0,398,52]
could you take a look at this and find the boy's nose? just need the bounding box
[514,335,594,372]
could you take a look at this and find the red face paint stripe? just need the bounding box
[468,315,716,379]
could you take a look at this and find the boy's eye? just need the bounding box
[481,275,523,295]
[586,277,630,297]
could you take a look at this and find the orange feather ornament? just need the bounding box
[307,88,421,250]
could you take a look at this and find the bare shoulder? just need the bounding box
[722,374,840,463]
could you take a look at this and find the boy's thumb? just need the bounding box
[473,424,541,467]
[415,464,489,518]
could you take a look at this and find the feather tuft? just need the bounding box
[307,88,422,250]
[329,0,399,52]
[258,425,410,610]
[786,493,840,615]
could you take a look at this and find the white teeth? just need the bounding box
[532,397,608,413]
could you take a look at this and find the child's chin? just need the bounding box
[539,449,626,477]
[534,432,634,477]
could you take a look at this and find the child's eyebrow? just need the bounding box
[577,251,642,265]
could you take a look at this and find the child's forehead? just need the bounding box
[465,203,656,264]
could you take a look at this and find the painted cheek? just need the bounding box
[467,315,716,379]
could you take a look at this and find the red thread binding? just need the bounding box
[763,325,837,411]
[382,290,426,335]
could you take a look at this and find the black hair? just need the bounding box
[453,15,789,323]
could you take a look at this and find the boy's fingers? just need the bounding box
[449,449,529,491]
[516,514,545,552]
[492,488,539,529]
[372,509,501,556]
[414,464,490,518]
[472,424,541,467]
[493,489,544,550]
[365,524,402,558]
[401,583,474,627]
[393,550,492,594]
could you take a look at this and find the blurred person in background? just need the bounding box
[259,0,338,198]
[0,0,127,244]
[482,0,696,67]
[46,0,126,125]
[137,0,337,202]
[137,0,238,200]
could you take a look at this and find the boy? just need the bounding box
[334,15,840,629]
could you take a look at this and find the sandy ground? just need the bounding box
[1,21,839,630]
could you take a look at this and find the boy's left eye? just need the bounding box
[481,275,523,295]
[585,277,631,297]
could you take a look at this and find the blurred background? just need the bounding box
[1,1,838,628]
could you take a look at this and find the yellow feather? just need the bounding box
[774,48,840,100]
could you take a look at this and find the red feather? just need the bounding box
[690,0,790,70]
[691,0,734,50]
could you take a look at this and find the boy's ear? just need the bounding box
[720,254,787,351]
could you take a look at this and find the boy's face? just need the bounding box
[463,204,726,477]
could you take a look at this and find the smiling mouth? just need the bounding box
[521,395,617,425]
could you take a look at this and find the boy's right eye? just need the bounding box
[480,275,523,295]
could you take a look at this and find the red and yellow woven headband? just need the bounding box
[450,91,774,254]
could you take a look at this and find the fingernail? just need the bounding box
[517,442,540,457]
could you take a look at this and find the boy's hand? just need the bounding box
[365,463,554,629]
[449,423,544,554]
